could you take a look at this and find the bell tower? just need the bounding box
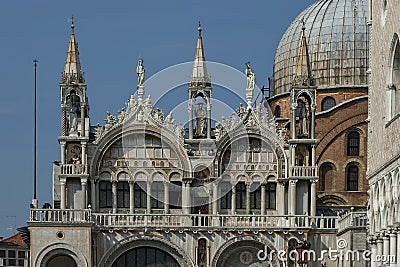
[188,22,212,140]
[57,19,90,209]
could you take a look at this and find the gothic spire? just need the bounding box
[61,18,84,84]
[293,20,314,87]
[190,22,211,87]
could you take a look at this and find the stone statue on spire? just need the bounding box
[136,58,145,101]
[245,62,255,108]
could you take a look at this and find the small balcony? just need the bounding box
[289,166,318,179]
[60,164,88,176]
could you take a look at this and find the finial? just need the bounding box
[198,21,202,37]
[68,17,75,33]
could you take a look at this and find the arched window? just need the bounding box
[266,183,276,209]
[112,246,179,267]
[151,182,164,209]
[134,183,147,208]
[169,181,182,209]
[274,105,281,118]
[347,165,359,191]
[321,97,336,111]
[220,182,232,209]
[319,163,334,191]
[236,183,246,209]
[117,182,129,208]
[389,35,400,119]
[99,181,112,208]
[250,183,261,209]
[347,131,360,156]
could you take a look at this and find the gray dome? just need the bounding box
[273,0,369,96]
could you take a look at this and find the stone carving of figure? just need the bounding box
[214,121,222,141]
[137,109,144,122]
[67,90,80,133]
[165,112,175,129]
[117,108,127,124]
[298,100,310,137]
[105,111,116,130]
[144,95,153,110]
[153,108,165,123]
[127,95,136,111]
[136,58,145,88]
[230,113,238,128]
[195,102,206,136]
[245,62,255,107]
[94,123,104,141]
[237,103,247,120]
[175,124,185,141]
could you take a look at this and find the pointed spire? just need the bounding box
[190,21,211,87]
[293,19,314,87]
[61,17,84,84]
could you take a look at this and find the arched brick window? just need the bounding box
[321,97,336,111]
[347,131,360,156]
[346,165,359,191]
[274,105,281,118]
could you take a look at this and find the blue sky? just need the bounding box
[0,0,315,237]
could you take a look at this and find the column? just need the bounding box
[212,183,218,215]
[164,181,169,214]
[231,185,236,214]
[383,233,390,266]
[147,182,152,214]
[277,182,285,214]
[260,184,266,215]
[207,105,211,139]
[311,145,316,166]
[289,180,297,215]
[246,183,251,214]
[397,230,400,267]
[182,181,191,214]
[310,105,316,139]
[81,142,87,165]
[370,239,377,267]
[80,104,85,137]
[376,237,383,266]
[129,181,135,214]
[189,105,193,139]
[81,178,87,209]
[60,142,66,164]
[60,178,66,209]
[310,180,317,216]
[90,179,97,212]
[112,181,117,213]
[390,230,397,266]
[291,104,297,139]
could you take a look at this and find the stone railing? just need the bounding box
[289,166,318,178]
[337,211,368,233]
[60,164,88,175]
[29,209,92,223]
[28,209,338,231]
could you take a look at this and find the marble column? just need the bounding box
[188,107,193,139]
[277,182,285,214]
[289,180,297,215]
[290,104,297,139]
[383,234,390,266]
[60,142,66,164]
[164,182,169,214]
[397,230,400,267]
[81,178,87,209]
[212,183,218,215]
[129,181,134,214]
[376,237,383,266]
[207,106,211,139]
[182,181,191,214]
[147,182,152,214]
[245,183,251,214]
[90,179,97,211]
[60,178,66,209]
[231,185,236,214]
[390,230,397,266]
[80,104,85,137]
[370,239,377,267]
[81,142,87,165]
[260,184,266,215]
[112,181,117,213]
[310,180,317,216]
[311,106,316,139]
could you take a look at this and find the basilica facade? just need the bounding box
[28,0,371,266]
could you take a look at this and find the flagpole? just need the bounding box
[32,59,38,208]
